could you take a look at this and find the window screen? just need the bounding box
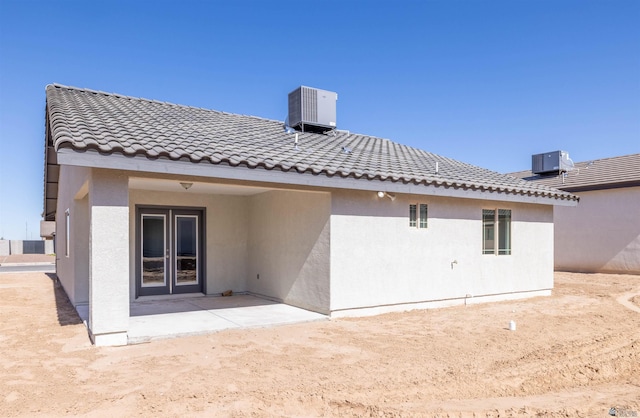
[498,209,511,255]
[409,204,417,227]
[482,209,495,254]
[483,209,511,255]
[419,204,428,229]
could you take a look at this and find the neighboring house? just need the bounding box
[43,84,577,346]
[510,153,640,275]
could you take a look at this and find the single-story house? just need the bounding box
[511,153,640,274]
[43,84,578,346]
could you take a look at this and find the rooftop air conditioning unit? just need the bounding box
[288,86,337,133]
[531,150,574,175]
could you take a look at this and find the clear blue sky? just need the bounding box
[0,0,638,240]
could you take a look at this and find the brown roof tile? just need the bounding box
[509,154,640,192]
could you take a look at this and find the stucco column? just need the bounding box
[88,169,129,346]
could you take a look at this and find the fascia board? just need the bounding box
[57,149,577,207]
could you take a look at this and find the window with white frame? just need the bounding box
[483,208,511,255]
[409,204,428,229]
[65,209,70,257]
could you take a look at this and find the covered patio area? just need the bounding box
[76,294,328,344]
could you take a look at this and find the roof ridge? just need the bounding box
[574,153,640,165]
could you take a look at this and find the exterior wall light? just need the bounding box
[377,191,396,201]
[180,182,193,190]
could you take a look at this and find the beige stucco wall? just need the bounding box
[247,190,331,314]
[128,189,249,300]
[88,169,130,345]
[329,190,554,313]
[56,164,558,338]
[55,164,91,307]
[73,195,90,304]
[55,167,130,345]
[554,186,640,274]
[130,187,331,313]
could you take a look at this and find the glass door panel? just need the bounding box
[141,215,167,287]
[175,215,198,285]
[137,207,203,297]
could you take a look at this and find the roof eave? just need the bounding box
[56,149,578,206]
[558,180,640,193]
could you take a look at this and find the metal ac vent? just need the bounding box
[532,150,574,175]
[288,86,337,133]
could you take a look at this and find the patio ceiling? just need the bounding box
[129,177,271,196]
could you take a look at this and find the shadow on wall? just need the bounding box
[46,273,83,326]
[248,190,331,313]
[556,191,640,274]
[559,236,640,274]
[331,190,552,223]
[596,233,640,274]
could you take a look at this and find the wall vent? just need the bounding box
[288,86,337,133]
[532,150,574,175]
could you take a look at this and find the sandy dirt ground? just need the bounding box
[1,271,638,417]
[0,254,55,265]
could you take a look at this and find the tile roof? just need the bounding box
[509,153,640,192]
[45,84,577,202]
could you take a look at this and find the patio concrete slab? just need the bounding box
[130,299,206,316]
[189,294,278,310]
[210,303,326,328]
[76,294,328,344]
[128,310,240,342]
